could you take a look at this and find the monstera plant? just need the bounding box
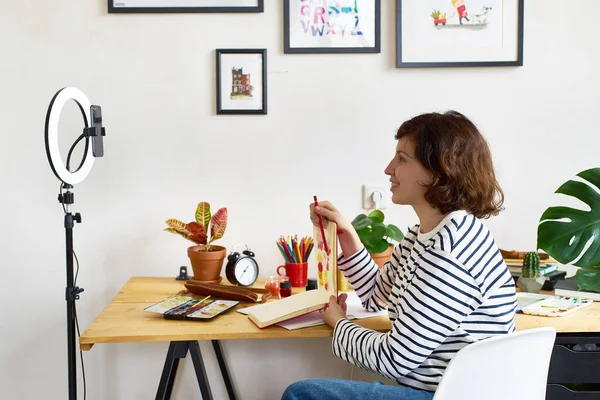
[537,168,600,293]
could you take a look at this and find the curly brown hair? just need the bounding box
[395,110,504,219]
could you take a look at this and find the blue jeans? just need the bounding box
[281,379,434,400]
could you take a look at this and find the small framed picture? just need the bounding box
[284,0,381,54]
[108,0,264,13]
[396,0,524,67]
[216,49,267,115]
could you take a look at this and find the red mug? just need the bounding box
[277,262,308,288]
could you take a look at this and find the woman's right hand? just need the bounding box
[309,200,363,258]
[309,200,351,233]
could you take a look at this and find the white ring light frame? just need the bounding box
[45,87,94,185]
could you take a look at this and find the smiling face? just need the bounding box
[384,137,434,207]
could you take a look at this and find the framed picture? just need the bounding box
[216,49,267,115]
[396,0,524,67]
[108,0,264,13]
[284,0,381,54]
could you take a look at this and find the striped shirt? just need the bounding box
[333,210,517,392]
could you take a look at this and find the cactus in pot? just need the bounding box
[517,251,545,293]
[521,252,541,278]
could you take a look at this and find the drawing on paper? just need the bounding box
[230,67,253,100]
[430,0,492,28]
[313,223,337,293]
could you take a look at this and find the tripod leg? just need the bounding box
[212,340,237,400]
[156,342,188,400]
[65,213,78,400]
[189,341,213,400]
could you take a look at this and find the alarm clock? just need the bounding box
[225,244,259,287]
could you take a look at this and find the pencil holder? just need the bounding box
[277,262,308,288]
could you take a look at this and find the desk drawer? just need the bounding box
[547,384,600,400]
[548,345,600,384]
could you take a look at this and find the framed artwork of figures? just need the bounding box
[396,0,524,67]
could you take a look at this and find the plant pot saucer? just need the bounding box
[190,276,223,285]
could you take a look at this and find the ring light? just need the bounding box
[44,87,106,400]
[45,87,94,185]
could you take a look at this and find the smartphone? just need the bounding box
[89,105,104,157]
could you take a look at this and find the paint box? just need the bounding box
[144,295,239,321]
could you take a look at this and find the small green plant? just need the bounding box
[351,210,404,254]
[429,10,442,19]
[521,252,541,278]
[164,201,228,252]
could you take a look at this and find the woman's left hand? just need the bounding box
[320,293,348,328]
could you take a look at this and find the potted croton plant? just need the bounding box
[351,209,404,268]
[537,168,600,294]
[164,201,228,283]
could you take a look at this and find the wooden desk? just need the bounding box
[80,277,390,349]
[80,277,600,400]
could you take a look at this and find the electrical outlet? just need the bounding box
[362,184,389,210]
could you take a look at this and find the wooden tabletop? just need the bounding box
[79,277,600,351]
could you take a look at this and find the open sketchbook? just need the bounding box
[247,222,338,328]
[239,291,389,330]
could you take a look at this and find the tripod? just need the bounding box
[59,184,84,400]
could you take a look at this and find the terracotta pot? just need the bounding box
[187,245,227,283]
[370,244,394,269]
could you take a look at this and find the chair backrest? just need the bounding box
[433,327,556,400]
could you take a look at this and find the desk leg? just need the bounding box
[156,341,213,400]
[212,340,237,400]
[189,341,213,400]
[156,342,186,400]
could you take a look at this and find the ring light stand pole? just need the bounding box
[44,87,106,400]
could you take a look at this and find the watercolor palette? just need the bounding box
[144,295,239,321]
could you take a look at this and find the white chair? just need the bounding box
[433,327,557,400]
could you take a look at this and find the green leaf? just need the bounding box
[351,214,372,230]
[537,168,600,267]
[356,228,373,247]
[367,239,389,254]
[196,202,211,229]
[385,224,404,242]
[371,222,387,238]
[367,210,384,223]
[576,267,600,293]
[357,222,386,247]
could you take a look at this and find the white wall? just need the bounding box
[1,0,599,399]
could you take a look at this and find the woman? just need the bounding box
[282,111,517,400]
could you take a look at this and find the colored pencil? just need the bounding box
[276,241,290,263]
[276,235,314,263]
[305,242,314,260]
[314,195,329,253]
